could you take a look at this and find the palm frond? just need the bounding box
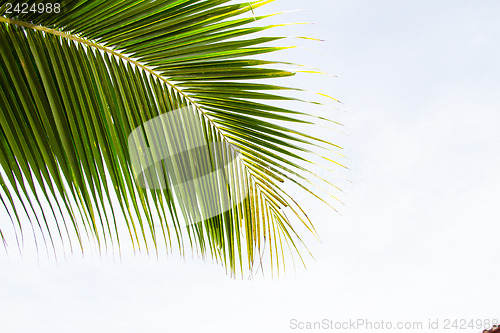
[0,0,344,277]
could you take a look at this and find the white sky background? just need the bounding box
[1,0,500,332]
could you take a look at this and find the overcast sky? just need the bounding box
[1,1,500,332]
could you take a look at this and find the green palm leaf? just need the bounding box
[0,0,344,277]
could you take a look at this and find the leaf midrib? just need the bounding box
[0,15,240,156]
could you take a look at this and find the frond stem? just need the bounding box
[0,16,239,155]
